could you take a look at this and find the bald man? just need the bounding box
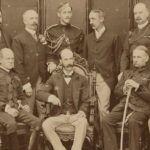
[12,10,47,116]
[36,48,89,150]
[120,2,150,72]
[0,48,41,150]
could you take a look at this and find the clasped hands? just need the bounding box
[123,79,140,95]
[5,102,30,117]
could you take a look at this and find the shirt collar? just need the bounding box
[25,27,36,36]
[0,66,10,72]
[138,21,149,30]
[63,69,74,76]
[95,26,105,39]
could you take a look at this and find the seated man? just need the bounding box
[102,45,150,150]
[0,48,41,150]
[36,48,89,150]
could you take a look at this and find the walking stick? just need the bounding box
[120,86,133,150]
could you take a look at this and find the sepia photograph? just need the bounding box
[0,0,150,150]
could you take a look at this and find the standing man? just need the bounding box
[120,2,150,72]
[0,10,12,49]
[102,45,150,150]
[12,10,47,115]
[37,48,89,150]
[45,2,84,73]
[84,9,123,117]
[0,48,41,150]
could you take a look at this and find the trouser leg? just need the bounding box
[128,111,148,150]
[42,115,67,150]
[71,117,88,150]
[17,109,41,150]
[96,73,111,117]
[102,102,124,150]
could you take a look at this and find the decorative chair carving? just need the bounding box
[38,52,98,150]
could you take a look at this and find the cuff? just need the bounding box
[23,82,31,91]
[4,104,11,112]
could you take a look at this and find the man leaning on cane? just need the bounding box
[102,45,150,150]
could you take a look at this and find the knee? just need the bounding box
[42,118,54,131]
[78,117,88,127]
[6,121,17,134]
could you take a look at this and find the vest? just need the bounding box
[61,78,77,114]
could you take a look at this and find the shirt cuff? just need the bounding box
[23,82,31,91]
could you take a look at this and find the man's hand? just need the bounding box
[25,86,33,97]
[47,62,57,73]
[123,79,140,94]
[22,105,30,112]
[48,95,61,106]
[5,105,19,117]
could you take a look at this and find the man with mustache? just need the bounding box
[84,9,123,117]
[120,2,150,72]
[12,10,47,116]
[0,10,12,49]
[37,48,89,150]
[45,2,84,74]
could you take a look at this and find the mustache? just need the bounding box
[66,64,73,68]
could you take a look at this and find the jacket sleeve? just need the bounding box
[36,75,54,102]
[120,34,130,72]
[136,79,150,102]
[79,77,90,115]
[113,34,123,76]
[12,38,30,85]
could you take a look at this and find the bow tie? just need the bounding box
[64,74,72,78]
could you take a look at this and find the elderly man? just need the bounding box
[0,48,41,150]
[84,9,123,117]
[120,2,150,72]
[102,45,150,150]
[45,2,84,73]
[12,9,47,115]
[37,48,89,150]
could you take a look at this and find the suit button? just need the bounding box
[36,53,39,56]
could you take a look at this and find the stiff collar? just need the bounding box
[138,21,149,30]
[95,26,105,39]
[25,27,36,36]
[63,69,74,76]
[0,66,10,72]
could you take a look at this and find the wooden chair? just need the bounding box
[0,123,30,150]
[38,53,98,150]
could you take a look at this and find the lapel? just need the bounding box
[1,29,11,48]
[54,73,64,103]
[72,72,81,109]
[24,30,38,43]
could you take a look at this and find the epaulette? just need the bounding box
[44,24,59,35]
[70,24,81,30]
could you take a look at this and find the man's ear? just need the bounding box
[145,55,149,63]
[59,59,62,65]
[57,12,60,18]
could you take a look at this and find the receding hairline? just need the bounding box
[133,45,149,56]
[22,9,38,20]
[0,48,14,58]
[59,48,73,58]
[90,9,105,18]
[134,2,149,12]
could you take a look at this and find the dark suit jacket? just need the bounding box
[12,30,47,87]
[120,23,150,71]
[84,29,123,90]
[36,71,89,115]
[1,27,12,48]
[114,66,150,114]
[0,68,27,111]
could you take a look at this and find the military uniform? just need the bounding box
[120,23,150,71]
[102,66,150,150]
[0,67,41,150]
[45,23,84,64]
